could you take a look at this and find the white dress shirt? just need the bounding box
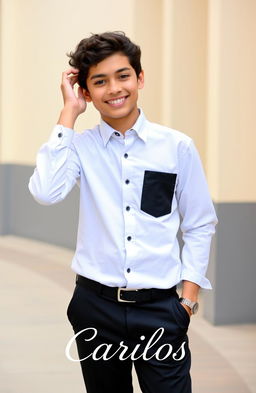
[28,110,217,290]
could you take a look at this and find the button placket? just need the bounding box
[121,136,137,281]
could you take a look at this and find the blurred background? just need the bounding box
[0,0,255,392]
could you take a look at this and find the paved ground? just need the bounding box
[0,235,255,393]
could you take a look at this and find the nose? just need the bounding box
[108,79,122,95]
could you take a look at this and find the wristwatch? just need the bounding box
[179,297,199,315]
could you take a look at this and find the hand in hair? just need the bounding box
[57,68,87,129]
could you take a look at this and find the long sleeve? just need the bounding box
[28,125,81,205]
[176,139,218,289]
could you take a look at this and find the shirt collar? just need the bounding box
[99,109,147,147]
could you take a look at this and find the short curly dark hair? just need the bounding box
[68,31,142,90]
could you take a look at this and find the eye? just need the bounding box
[119,74,130,80]
[94,79,105,86]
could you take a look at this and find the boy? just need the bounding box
[29,32,217,393]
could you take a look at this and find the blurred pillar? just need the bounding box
[161,0,256,324]
[204,0,256,324]
[133,0,163,124]
[162,0,208,160]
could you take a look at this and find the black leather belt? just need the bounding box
[76,275,177,303]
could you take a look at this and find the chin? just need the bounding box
[104,108,132,119]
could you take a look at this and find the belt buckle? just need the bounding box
[117,287,138,303]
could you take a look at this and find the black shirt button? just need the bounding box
[114,132,120,136]
[127,268,131,273]
[124,153,128,158]
[126,206,130,211]
[125,179,130,184]
[58,132,63,138]
[127,236,132,241]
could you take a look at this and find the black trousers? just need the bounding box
[67,281,191,393]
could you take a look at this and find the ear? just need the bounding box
[83,88,92,102]
[137,70,144,90]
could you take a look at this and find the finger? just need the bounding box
[68,74,79,87]
[78,87,89,104]
[62,68,79,78]
[61,69,79,85]
[77,86,83,97]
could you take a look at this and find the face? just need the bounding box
[84,53,144,131]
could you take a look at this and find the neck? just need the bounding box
[102,107,140,134]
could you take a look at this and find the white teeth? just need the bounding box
[108,97,125,105]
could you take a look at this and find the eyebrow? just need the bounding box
[90,67,131,80]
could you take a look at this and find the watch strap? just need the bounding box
[179,297,199,314]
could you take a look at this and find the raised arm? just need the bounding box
[28,69,87,205]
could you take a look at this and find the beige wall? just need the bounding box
[133,0,163,125]
[0,0,136,164]
[162,0,208,161]
[0,0,1,162]
[1,0,256,202]
[0,0,204,165]
[207,0,256,201]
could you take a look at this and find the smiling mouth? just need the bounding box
[106,96,128,107]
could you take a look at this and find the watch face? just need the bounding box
[192,302,199,314]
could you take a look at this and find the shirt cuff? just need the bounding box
[180,268,212,290]
[48,124,75,147]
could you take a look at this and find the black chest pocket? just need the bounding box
[140,170,177,218]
